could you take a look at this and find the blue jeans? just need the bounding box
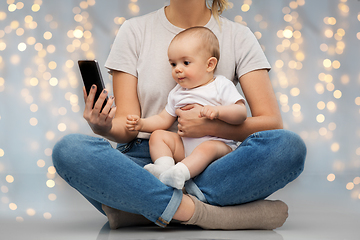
[52,129,306,227]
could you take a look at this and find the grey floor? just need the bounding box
[1,174,359,240]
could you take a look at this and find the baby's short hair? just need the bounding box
[172,26,220,63]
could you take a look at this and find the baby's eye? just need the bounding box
[184,61,190,65]
[170,63,176,67]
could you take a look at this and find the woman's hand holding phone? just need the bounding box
[83,85,117,135]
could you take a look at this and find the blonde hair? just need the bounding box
[207,0,230,25]
[171,26,220,68]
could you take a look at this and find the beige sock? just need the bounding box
[182,195,288,230]
[102,204,152,229]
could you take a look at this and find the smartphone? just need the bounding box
[78,60,108,111]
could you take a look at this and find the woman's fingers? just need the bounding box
[85,85,97,111]
[84,85,116,124]
[98,96,115,122]
[180,104,195,111]
[83,85,97,120]
[83,86,88,101]
[92,89,108,114]
[101,96,115,115]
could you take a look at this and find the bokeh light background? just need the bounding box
[0,0,359,224]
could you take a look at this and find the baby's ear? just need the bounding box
[207,57,217,72]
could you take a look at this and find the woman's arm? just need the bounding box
[83,70,141,143]
[108,70,142,143]
[176,69,282,142]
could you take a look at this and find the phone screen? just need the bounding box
[78,60,108,111]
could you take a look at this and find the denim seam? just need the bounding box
[156,217,169,228]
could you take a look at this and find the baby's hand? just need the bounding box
[199,105,219,120]
[126,115,142,131]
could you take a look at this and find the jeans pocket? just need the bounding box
[116,140,135,153]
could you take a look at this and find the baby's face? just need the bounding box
[168,37,212,89]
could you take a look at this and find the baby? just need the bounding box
[126,26,247,189]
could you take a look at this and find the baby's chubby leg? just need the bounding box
[144,130,185,178]
[160,140,232,189]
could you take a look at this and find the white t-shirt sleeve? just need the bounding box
[164,86,178,117]
[234,26,271,78]
[105,20,140,77]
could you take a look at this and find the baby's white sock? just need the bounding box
[159,162,190,189]
[144,156,175,179]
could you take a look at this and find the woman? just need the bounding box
[52,0,306,230]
